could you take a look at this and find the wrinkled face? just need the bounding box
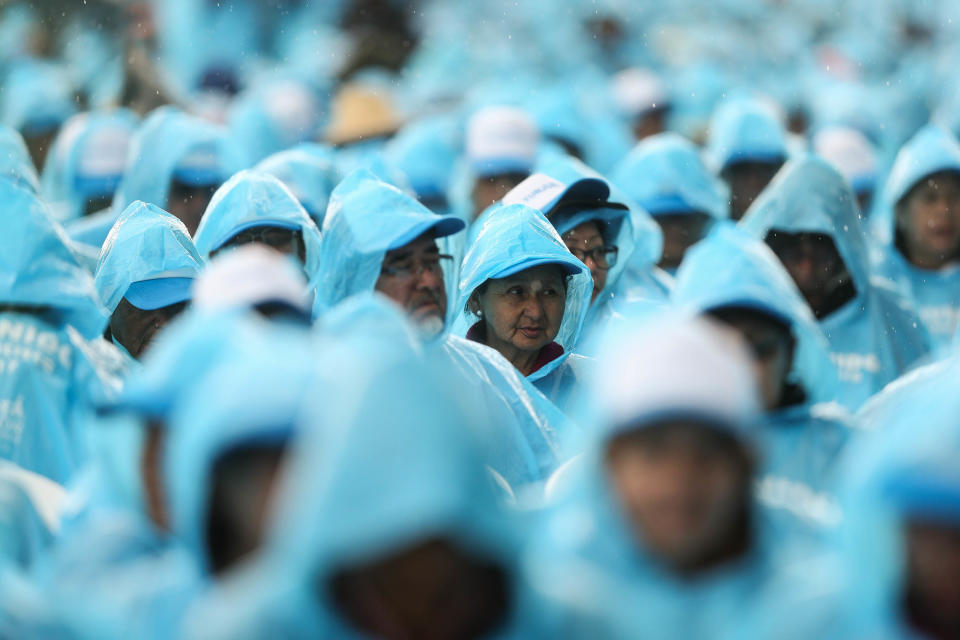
[605,421,752,574]
[904,520,960,636]
[329,537,511,640]
[722,160,783,221]
[561,221,608,303]
[109,298,188,359]
[216,225,307,265]
[167,180,219,236]
[470,172,528,220]
[897,171,960,270]
[375,234,449,336]
[473,264,567,357]
[654,212,712,271]
[766,230,855,319]
[206,444,288,576]
[708,307,795,411]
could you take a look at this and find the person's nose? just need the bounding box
[414,263,444,292]
[523,296,545,322]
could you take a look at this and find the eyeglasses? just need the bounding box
[568,246,618,270]
[222,226,303,250]
[380,254,454,281]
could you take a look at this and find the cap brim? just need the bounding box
[546,178,611,213]
[490,256,584,280]
[706,299,794,330]
[172,167,224,187]
[552,206,628,236]
[124,277,195,311]
[386,216,466,251]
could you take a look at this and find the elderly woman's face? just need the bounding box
[476,265,567,355]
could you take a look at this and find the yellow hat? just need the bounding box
[324,84,403,146]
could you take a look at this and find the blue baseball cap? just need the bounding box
[124,277,195,311]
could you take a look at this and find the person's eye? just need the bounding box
[507,286,524,296]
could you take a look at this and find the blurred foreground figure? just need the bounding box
[742,156,930,410]
[833,357,960,638]
[180,298,545,639]
[0,174,122,484]
[526,316,837,638]
[674,225,853,518]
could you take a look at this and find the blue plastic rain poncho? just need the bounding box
[314,171,571,485]
[524,315,839,638]
[0,461,65,569]
[228,77,327,166]
[0,125,39,193]
[193,299,536,638]
[41,110,139,224]
[611,131,730,280]
[741,155,930,410]
[704,96,788,174]
[871,125,960,351]
[68,107,244,251]
[11,313,316,640]
[673,225,853,511]
[501,155,669,350]
[613,132,730,222]
[314,168,464,317]
[0,58,76,140]
[254,144,340,226]
[454,203,592,411]
[829,356,960,637]
[95,201,205,318]
[193,170,323,282]
[164,318,317,577]
[0,179,124,483]
[384,115,460,215]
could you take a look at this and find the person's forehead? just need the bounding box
[920,170,960,190]
[562,220,604,243]
[611,420,737,452]
[384,233,439,261]
[493,264,566,285]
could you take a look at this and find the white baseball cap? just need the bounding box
[192,245,312,319]
[466,106,539,177]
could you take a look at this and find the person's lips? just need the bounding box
[518,326,544,339]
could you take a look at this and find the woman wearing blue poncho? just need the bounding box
[874,125,960,352]
[455,203,592,412]
[501,155,669,353]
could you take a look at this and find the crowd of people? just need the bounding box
[0,0,959,637]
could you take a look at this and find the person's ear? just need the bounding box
[467,292,482,317]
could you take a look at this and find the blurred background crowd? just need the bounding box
[0,0,960,638]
